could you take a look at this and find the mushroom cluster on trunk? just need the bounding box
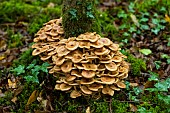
[32,18,129,98]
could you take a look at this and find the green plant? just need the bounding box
[11,60,50,83]
[8,32,23,48]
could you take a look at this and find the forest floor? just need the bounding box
[0,0,170,113]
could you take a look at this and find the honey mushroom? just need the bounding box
[32,18,129,98]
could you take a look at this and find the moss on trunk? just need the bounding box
[62,0,101,38]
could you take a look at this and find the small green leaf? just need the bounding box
[24,75,39,83]
[148,71,159,81]
[139,49,152,55]
[11,65,25,75]
[167,59,170,64]
[154,61,161,70]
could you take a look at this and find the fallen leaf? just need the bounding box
[130,83,138,87]
[129,104,137,112]
[144,81,155,89]
[13,86,24,97]
[139,49,152,55]
[0,55,5,61]
[8,79,17,88]
[11,97,17,103]
[86,106,90,113]
[130,14,139,27]
[26,90,39,105]
[165,14,170,24]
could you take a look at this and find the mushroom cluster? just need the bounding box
[32,18,129,98]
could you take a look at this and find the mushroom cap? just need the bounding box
[105,62,118,71]
[108,43,119,51]
[102,86,114,96]
[99,38,111,46]
[60,83,72,91]
[71,70,82,77]
[53,65,61,72]
[81,70,95,78]
[66,74,77,82]
[50,30,58,36]
[55,56,65,65]
[100,77,117,84]
[40,55,51,61]
[56,45,70,57]
[91,40,104,48]
[66,40,79,50]
[112,56,122,62]
[117,81,126,88]
[88,83,103,91]
[110,85,121,91]
[61,61,73,73]
[80,78,95,85]
[80,85,92,95]
[55,84,61,90]
[109,71,119,77]
[70,90,81,98]
[94,47,110,55]
[39,33,48,40]
[97,64,106,71]
[74,63,84,69]
[79,41,91,49]
[82,64,98,71]
[72,54,83,63]
[32,49,41,56]
[87,34,99,42]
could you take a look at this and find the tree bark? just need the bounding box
[62,0,101,38]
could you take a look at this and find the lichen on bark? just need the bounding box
[62,0,101,38]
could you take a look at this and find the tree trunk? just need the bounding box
[62,0,101,38]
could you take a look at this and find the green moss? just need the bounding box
[112,99,129,113]
[92,100,109,113]
[62,0,101,38]
[122,51,146,76]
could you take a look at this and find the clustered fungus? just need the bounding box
[32,18,129,98]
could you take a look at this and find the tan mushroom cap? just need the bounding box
[55,56,65,65]
[88,83,103,91]
[72,54,83,63]
[117,81,126,88]
[94,47,110,56]
[74,63,84,69]
[112,56,123,62]
[97,64,105,71]
[102,86,114,96]
[60,83,72,91]
[100,77,117,84]
[91,40,104,48]
[110,85,121,91]
[80,78,95,85]
[81,70,95,78]
[66,40,79,50]
[79,41,91,49]
[32,49,41,56]
[99,38,111,46]
[66,74,76,82]
[82,64,98,71]
[70,90,81,98]
[56,45,70,57]
[80,85,92,95]
[50,30,58,36]
[39,33,48,40]
[53,65,61,72]
[109,71,119,77]
[108,43,119,51]
[61,61,73,73]
[71,70,82,77]
[55,84,61,90]
[87,34,99,42]
[40,55,51,61]
[105,62,118,71]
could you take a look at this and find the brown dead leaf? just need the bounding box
[144,81,155,89]
[86,106,90,113]
[13,86,24,97]
[129,104,137,112]
[0,55,5,61]
[11,97,17,103]
[8,79,17,88]
[26,90,39,105]
[130,83,138,87]
[130,14,139,27]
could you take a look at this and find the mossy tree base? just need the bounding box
[62,0,101,38]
